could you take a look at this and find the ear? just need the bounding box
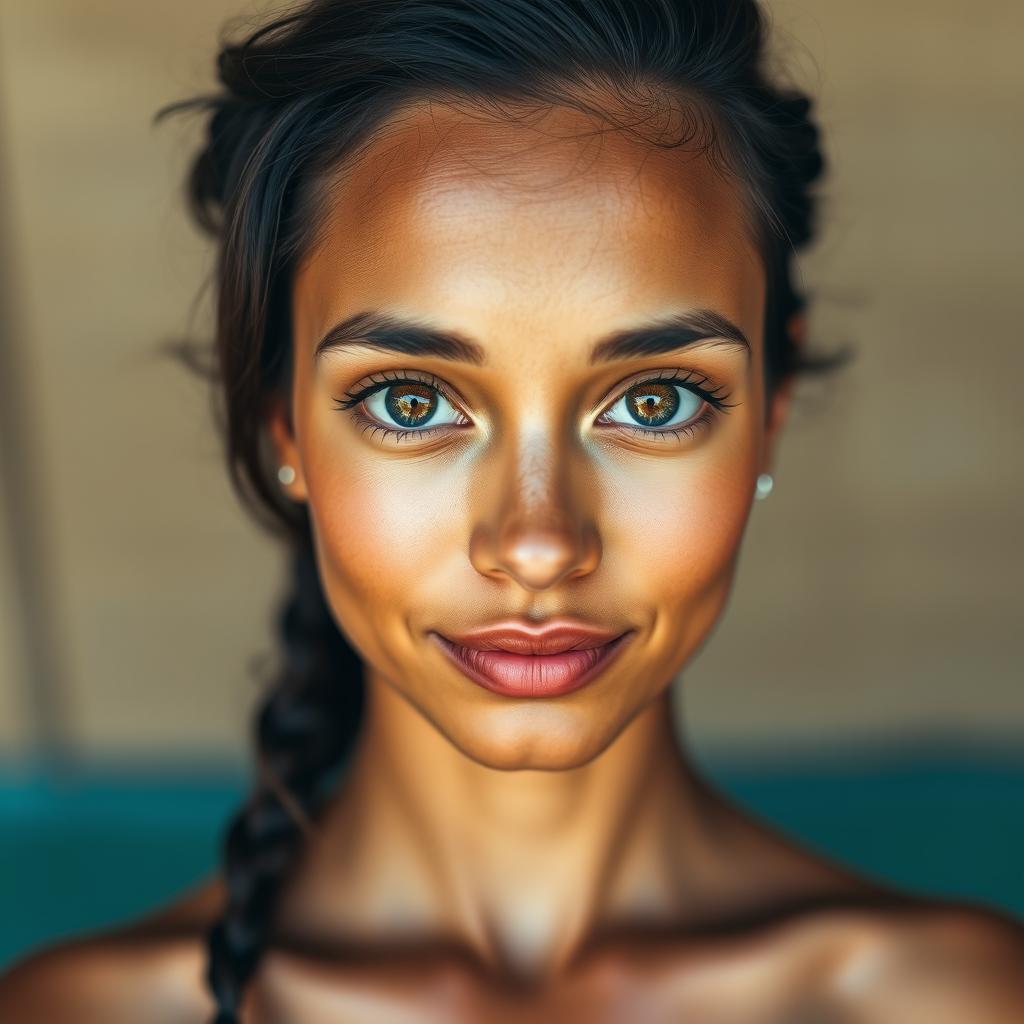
[266,396,309,503]
[761,312,805,474]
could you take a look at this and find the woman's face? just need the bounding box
[271,98,789,770]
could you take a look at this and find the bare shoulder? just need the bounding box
[826,899,1024,1023]
[0,876,224,1024]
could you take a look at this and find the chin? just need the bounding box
[428,701,639,772]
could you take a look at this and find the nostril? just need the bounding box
[503,541,585,590]
[469,518,602,590]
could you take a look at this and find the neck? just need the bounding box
[284,673,729,983]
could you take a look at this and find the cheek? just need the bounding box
[302,431,465,652]
[601,438,755,651]
[626,476,748,599]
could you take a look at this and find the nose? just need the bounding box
[468,433,602,591]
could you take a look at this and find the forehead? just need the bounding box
[293,97,764,354]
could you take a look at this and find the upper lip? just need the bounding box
[435,619,629,656]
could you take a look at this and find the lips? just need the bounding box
[430,620,634,697]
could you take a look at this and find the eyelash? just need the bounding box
[597,368,736,443]
[331,367,737,445]
[331,369,469,445]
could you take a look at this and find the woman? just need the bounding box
[2,0,1022,1020]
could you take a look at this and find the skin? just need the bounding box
[2,95,1023,1022]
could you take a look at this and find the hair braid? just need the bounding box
[752,90,846,392]
[206,540,364,1021]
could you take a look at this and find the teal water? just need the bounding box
[2,749,1022,969]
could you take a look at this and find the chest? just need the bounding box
[245,938,844,1023]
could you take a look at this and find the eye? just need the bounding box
[596,369,735,442]
[332,370,469,443]
[604,381,701,428]
[363,381,461,430]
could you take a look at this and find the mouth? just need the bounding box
[429,630,634,698]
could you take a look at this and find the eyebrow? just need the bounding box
[313,307,750,366]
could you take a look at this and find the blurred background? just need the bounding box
[1,0,1021,969]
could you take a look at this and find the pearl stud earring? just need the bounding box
[277,464,296,486]
[754,472,774,501]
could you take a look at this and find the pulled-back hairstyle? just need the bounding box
[160,0,844,1018]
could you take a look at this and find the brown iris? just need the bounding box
[384,383,438,428]
[626,382,680,427]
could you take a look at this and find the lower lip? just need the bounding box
[430,631,634,698]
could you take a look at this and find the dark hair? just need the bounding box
[160,0,845,1018]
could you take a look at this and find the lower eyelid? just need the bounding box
[605,406,717,441]
[352,409,717,446]
[352,407,451,435]
[348,400,481,447]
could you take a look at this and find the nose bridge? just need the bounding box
[514,430,566,523]
[470,426,601,591]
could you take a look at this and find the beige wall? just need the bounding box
[0,463,28,755]
[0,1,1020,764]
[0,2,284,762]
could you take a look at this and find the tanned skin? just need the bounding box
[3,97,1022,1022]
